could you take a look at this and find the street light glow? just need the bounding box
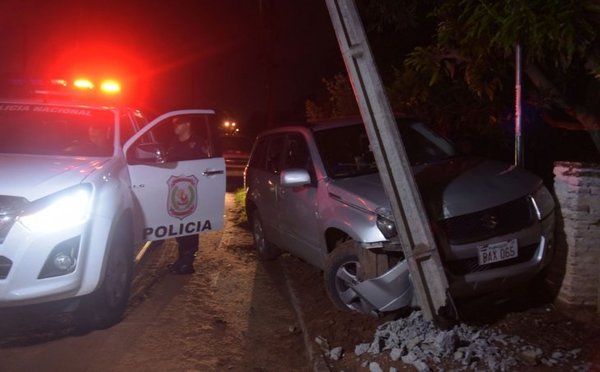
[223,120,238,134]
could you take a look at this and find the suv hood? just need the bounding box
[327,157,542,220]
[0,154,108,200]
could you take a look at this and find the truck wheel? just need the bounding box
[76,229,133,330]
[251,210,281,261]
[324,240,371,314]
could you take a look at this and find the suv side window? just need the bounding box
[284,133,316,184]
[250,133,286,174]
[247,136,268,170]
[283,133,310,170]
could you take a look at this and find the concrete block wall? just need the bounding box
[552,161,600,310]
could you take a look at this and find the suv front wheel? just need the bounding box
[324,240,373,314]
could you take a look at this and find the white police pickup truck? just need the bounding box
[0,79,226,329]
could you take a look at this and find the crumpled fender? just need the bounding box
[351,260,414,313]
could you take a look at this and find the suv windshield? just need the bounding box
[314,120,456,178]
[0,103,115,156]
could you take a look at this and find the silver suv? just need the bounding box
[244,117,555,315]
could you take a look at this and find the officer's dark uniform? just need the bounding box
[166,132,208,274]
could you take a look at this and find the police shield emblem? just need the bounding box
[167,175,199,219]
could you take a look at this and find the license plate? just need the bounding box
[477,239,518,265]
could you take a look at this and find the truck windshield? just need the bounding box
[0,103,115,157]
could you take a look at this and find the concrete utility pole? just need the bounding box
[325,0,451,322]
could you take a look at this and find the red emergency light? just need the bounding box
[73,79,95,90]
[99,80,121,95]
[71,78,121,95]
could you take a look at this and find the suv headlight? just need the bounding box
[376,207,397,239]
[530,185,555,220]
[18,185,93,232]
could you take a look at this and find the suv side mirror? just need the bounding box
[280,168,311,187]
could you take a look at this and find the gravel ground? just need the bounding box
[280,250,600,371]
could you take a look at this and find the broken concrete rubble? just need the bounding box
[320,310,591,371]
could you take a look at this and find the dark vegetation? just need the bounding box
[306,0,600,184]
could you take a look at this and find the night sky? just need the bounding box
[0,0,343,133]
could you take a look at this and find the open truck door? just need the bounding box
[124,109,226,241]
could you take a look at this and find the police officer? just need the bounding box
[166,117,209,274]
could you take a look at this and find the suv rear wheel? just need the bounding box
[251,210,281,261]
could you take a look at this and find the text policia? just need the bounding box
[144,220,213,239]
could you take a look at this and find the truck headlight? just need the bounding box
[530,185,555,220]
[376,208,397,239]
[18,185,93,232]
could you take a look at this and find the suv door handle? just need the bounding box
[202,169,225,176]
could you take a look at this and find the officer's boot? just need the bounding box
[168,251,196,275]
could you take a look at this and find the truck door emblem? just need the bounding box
[167,175,198,219]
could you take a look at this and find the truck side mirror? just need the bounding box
[126,143,167,165]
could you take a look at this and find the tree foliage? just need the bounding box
[305,74,358,122]
[307,0,600,162]
[358,0,420,32]
[405,0,600,127]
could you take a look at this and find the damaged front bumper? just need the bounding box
[350,260,415,314]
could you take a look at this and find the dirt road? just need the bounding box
[1,190,599,372]
[0,192,311,371]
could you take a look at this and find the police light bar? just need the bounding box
[99,80,121,95]
[50,79,68,87]
[73,79,95,90]
[1,78,124,101]
[73,78,121,95]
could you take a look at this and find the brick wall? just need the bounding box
[551,161,600,311]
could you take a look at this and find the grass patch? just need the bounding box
[232,187,248,225]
